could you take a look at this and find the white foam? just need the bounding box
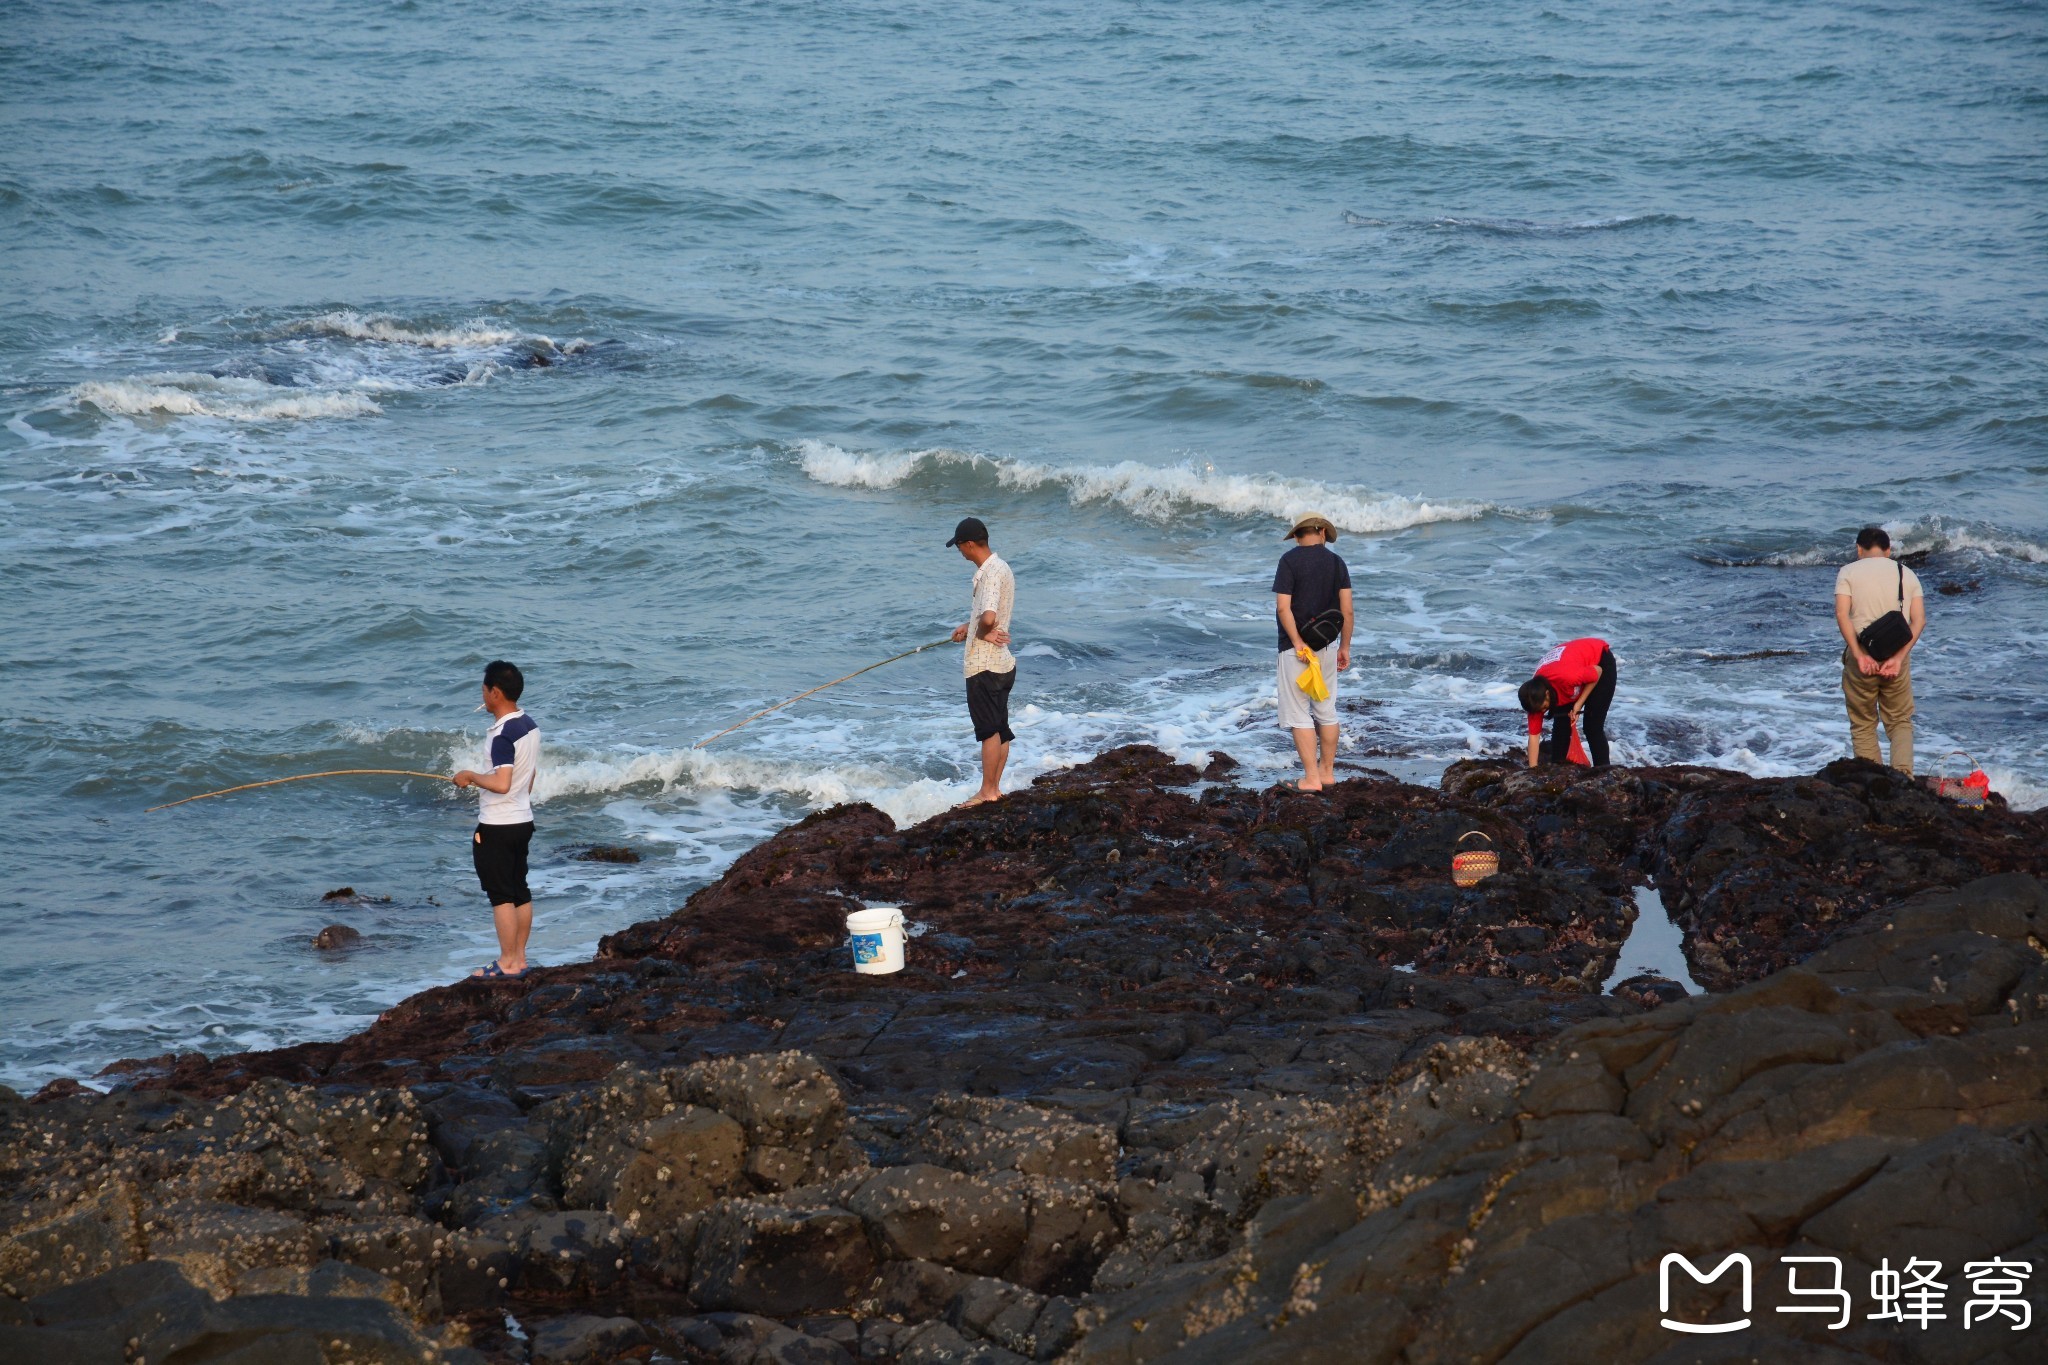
[444,737,968,828]
[1886,516,2048,565]
[1430,213,1671,234]
[283,310,529,350]
[71,376,382,422]
[1976,764,2047,813]
[799,442,931,489]
[796,440,1490,534]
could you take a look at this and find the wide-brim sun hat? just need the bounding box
[1285,514,1337,541]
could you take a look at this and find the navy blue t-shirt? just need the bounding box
[1272,544,1352,651]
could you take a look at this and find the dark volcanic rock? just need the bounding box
[123,747,1657,1103]
[527,1312,648,1364]
[9,747,2048,1362]
[691,1201,876,1316]
[1441,755,2048,991]
[1654,759,2048,990]
[0,1258,476,1363]
[1608,973,1688,1009]
[1069,966,2048,1365]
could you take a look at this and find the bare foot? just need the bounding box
[1294,779,1324,793]
[957,793,1000,808]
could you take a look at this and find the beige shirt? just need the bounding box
[964,552,1017,677]
[1834,556,1923,633]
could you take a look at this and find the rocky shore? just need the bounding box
[5,748,2046,1363]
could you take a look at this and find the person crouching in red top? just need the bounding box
[1517,638,1616,769]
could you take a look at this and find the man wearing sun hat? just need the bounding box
[1273,514,1353,792]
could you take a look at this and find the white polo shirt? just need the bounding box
[479,709,540,825]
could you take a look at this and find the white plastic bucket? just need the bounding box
[846,905,906,975]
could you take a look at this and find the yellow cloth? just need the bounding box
[1295,650,1330,703]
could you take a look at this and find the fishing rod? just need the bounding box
[146,636,958,811]
[145,769,449,813]
[690,635,954,749]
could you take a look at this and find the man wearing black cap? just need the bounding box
[947,516,1016,805]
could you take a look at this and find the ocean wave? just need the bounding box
[1887,517,2048,565]
[439,736,964,828]
[1343,210,1678,235]
[796,440,1491,534]
[281,310,587,353]
[1690,546,1838,568]
[1979,765,2048,813]
[71,375,381,421]
[1696,518,2048,569]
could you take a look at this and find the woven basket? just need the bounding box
[1451,830,1499,887]
[1929,750,1989,808]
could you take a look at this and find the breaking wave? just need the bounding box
[1696,517,2048,569]
[71,375,382,421]
[442,738,964,828]
[796,440,1492,534]
[281,310,588,353]
[1887,517,2048,565]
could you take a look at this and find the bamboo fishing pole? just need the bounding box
[146,637,956,811]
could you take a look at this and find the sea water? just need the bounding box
[3,0,2043,1088]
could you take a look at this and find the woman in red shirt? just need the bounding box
[1517,638,1616,768]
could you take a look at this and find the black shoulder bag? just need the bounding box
[1298,607,1345,652]
[1855,561,1913,662]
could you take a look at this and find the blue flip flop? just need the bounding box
[471,962,509,980]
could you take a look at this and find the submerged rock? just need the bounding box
[312,923,362,950]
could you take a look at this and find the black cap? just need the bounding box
[946,516,989,548]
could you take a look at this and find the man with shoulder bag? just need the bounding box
[1273,514,1353,792]
[1833,525,1925,776]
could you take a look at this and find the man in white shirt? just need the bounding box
[946,517,1015,806]
[1833,526,1925,776]
[452,660,541,978]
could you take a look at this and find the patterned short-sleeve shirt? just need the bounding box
[965,553,1016,677]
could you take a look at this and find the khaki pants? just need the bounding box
[1841,648,1914,777]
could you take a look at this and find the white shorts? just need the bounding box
[1277,644,1339,729]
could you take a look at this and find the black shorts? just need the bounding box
[966,667,1017,743]
[472,822,534,906]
